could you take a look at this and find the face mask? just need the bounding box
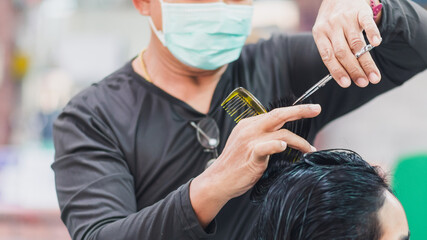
[149,0,253,70]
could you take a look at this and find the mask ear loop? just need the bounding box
[148,0,166,45]
[148,17,166,45]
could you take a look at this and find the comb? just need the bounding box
[221,87,268,123]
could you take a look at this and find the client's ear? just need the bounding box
[132,0,151,16]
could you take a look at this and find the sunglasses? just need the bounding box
[190,117,220,169]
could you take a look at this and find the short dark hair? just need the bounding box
[253,150,390,240]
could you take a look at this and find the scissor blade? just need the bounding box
[292,44,375,106]
[293,74,333,105]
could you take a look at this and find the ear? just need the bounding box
[132,0,151,16]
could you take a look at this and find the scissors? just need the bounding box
[293,44,375,106]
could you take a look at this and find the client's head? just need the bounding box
[254,150,409,240]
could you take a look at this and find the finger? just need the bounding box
[330,29,369,87]
[313,32,352,88]
[263,128,316,154]
[358,10,382,46]
[347,31,382,84]
[252,140,287,163]
[261,104,322,131]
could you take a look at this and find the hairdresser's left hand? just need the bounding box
[313,0,383,88]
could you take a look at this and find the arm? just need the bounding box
[52,91,214,240]
[53,87,320,239]
[189,105,320,228]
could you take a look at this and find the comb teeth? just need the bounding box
[222,95,257,123]
[236,108,256,122]
[222,95,238,110]
[221,87,267,123]
[228,97,245,116]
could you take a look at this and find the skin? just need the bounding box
[314,0,383,88]
[132,0,250,114]
[379,191,410,240]
[132,0,384,229]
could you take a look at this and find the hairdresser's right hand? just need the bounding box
[190,104,321,228]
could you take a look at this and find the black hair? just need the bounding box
[251,95,312,201]
[253,149,390,240]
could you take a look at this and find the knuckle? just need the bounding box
[278,129,291,138]
[334,46,347,60]
[349,36,364,51]
[296,138,310,152]
[328,14,341,25]
[303,141,312,151]
[293,105,308,117]
[239,129,252,140]
[360,12,374,23]
[360,15,375,29]
[349,10,359,17]
[348,67,362,77]
[248,140,256,151]
[235,119,251,132]
[312,25,320,37]
[320,48,333,62]
[364,24,375,33]
[313,23,326,33]
[330,67,344,76]
[360,59,374,70]
[268,108,283,120]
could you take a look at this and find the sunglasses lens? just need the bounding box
[196,117,220,149]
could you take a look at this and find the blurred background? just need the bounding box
[0,0,426,239]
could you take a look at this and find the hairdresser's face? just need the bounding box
[378,191,410,240]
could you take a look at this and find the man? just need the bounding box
[52,0,427,239]
[254,150,409,240]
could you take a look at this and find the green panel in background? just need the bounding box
[392,154,427,240]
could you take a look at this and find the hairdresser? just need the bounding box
[52,0,427,239]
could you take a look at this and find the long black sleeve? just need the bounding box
[52,86,216,240]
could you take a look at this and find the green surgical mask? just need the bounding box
[149,0,253,70]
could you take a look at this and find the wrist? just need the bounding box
[189,172,229,228]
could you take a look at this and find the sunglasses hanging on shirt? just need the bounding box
[190,117,220,169]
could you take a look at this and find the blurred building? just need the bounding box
[0,1,17,146]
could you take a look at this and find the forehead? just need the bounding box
[378,191,409,240]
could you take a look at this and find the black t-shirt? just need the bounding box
[52,0,427,239]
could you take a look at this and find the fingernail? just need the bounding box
[340,77,351,87]
[310,146,317,152]
[356,78,368,87]
[369,73,380,84]
[309,104,321,111]
[281,141,287,149]
[373,36,382,46]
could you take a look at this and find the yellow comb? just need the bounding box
[221,87,268,123]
